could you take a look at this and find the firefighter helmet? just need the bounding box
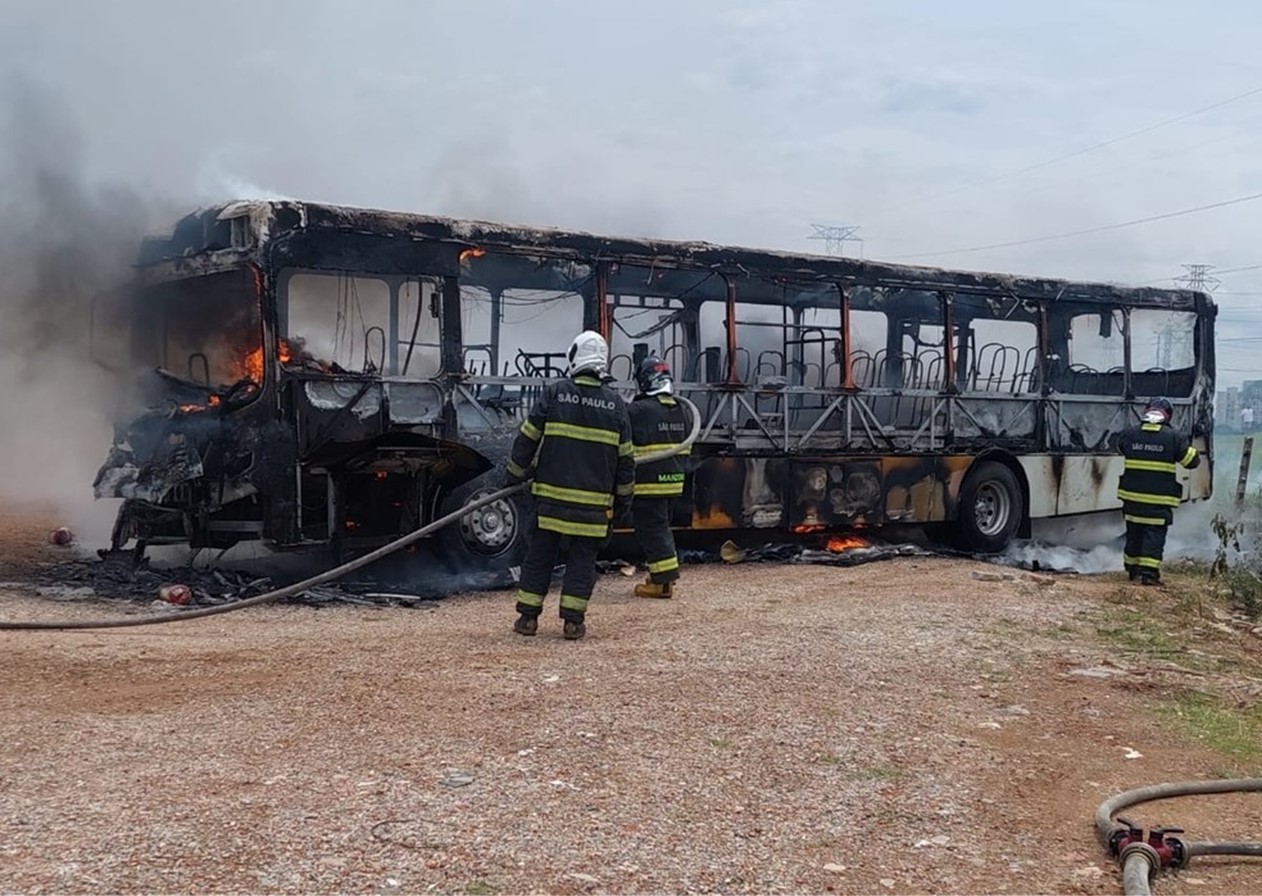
[567,330,609,376]
[1143,396,1173,424]
[636,355,674,396]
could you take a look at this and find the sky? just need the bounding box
[5,0,1262,386]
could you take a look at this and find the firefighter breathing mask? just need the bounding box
[567,330,609,376]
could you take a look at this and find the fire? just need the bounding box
[792,524,826,534]
[459,247,486,263]
[278,339,294,365]
[178,393,219,414]
[825,534,870,553]
[229,346,265,383]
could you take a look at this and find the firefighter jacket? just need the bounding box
[506,373,635,538]
[1116,421,1200,525]
[628,394,691,498]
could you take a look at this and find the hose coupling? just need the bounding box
[1119,841,1161,881]
[1146,827,1187,870]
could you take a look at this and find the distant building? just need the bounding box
[1218,386,1241,429]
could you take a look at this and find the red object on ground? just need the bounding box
[48,527,74,546]
[158,584,192,605]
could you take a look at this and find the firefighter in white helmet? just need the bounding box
[503,331,635,639]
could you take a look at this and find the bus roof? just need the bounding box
[142,199,1213,311]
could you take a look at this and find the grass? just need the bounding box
[1093,599,1185,661]
[1084,566,1262,768]
[1154,690,1262,772]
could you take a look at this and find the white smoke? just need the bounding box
[194,149,295,203]
[1000,500,1226,574]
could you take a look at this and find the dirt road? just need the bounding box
[2,521,1261,894]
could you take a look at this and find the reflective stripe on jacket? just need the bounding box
[1116,421,1200,521]
[507,374,634,538]
[628,394,691,498]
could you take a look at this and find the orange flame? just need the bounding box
[825,535,870,553]
[278,339,293,365]
[459,247,486,263]
[178,403,206,414]
[228,346,264,383]
[792,524,826,534]
[208,394,221,407]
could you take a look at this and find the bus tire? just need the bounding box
[957,461,1024,554]
[436,476,534,572]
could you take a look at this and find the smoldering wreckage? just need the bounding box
[10,201,1262,896]
[6,198,1215,617]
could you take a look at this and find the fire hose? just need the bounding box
[0,396,702,631]
[1095,778,1262,896]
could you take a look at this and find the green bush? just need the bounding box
[1210,507,1262,620]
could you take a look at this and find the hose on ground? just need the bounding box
[0,396,701,631]
[1096,778,1262,896]
[1185,841,1262,858]
[1121,851,1155,896]
[1095,778,1262,847]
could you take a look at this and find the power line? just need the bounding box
[1215,262,1262,276]
[889,190,1262,261]
[1135,262,1262,286]
[885,84,1262,215]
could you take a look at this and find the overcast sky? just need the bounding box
[5,0,1262,385]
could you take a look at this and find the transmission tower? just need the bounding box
[808,224,863,257]
[1173,263,1221,293]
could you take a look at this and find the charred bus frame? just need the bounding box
[93,200,1215,566]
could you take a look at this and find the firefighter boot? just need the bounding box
[634,576,674,599]
[563,619,586,641]
[513,614,539,636]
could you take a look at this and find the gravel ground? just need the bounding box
[3,529,1262,894]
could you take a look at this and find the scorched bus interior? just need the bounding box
[92,201,1215,568]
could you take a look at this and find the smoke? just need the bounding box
[1000,500,1226,574]
[194,149,296,203]
[0,78,172,544]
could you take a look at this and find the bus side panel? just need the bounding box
[1017,454,1121,517]
[1187,435,1212,501]
[1016,456,1061,519]
[782,455,974,528]
[880,456,966,524]
[689,456,790,529]
[1019,449,1209,519]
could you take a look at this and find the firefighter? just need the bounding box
[503,330,634,639]
[1116,397,1200,586]
[627,355,691,599]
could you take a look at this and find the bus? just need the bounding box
[90,200,1215,567]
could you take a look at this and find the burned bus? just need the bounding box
[90,200,1215,568]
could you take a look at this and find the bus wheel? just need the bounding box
[437,477,533,571]
[958,461,1024,554]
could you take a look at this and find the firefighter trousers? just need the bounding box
[515,525,601,623]
[633,498,679,584]
[1123,520,1168,579]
